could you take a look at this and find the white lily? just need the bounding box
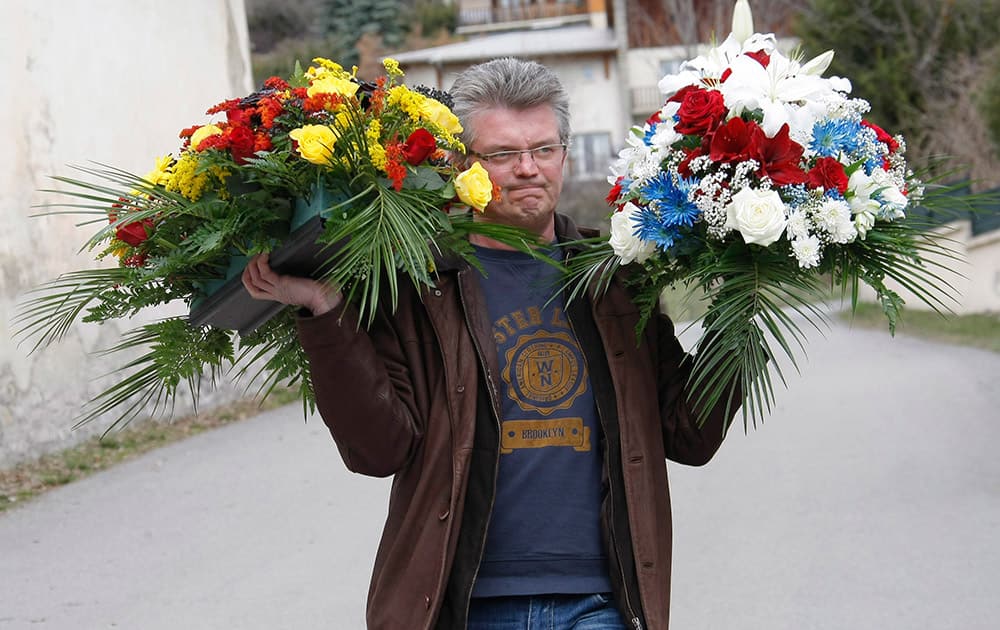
[732,0,754,45]
[719,50,849,137]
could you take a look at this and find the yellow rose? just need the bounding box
[307,76,360,98]
[289,125,337,165]
[455,162,493,212]
[190,124,222,151]
[418,97,463,136]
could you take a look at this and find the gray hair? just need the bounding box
[449,57,571,150]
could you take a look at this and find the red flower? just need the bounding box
[262,76,290,90]
[749,123,809,186]
[253,132,273,153]
[227,125,257,164]
[709,117,757,164]
[861,120,899,153]
[674,87,728,136]
[678,144,708,178]
[116,218,154,247]
[122,253,148,268]
[196,133,228,152]
[384,143,408,191]
[606,177,623,206]
[807,156,849,194]
[646,109,663,125]
[744,50,771,68]
[257,97,284,129]
[206,98,241,116]
[402,128,437,165]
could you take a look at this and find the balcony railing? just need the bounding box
[631,86,665,117]
[459,2,590,28]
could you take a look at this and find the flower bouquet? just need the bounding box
[564,0,970,428]
[16,57,530,430]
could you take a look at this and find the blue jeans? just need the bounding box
[467,593,628,629]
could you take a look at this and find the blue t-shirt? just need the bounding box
[470,244,612,598]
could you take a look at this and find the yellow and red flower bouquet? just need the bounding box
[16,58,530,429]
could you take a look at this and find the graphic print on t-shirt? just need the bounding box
[495,305,592,455]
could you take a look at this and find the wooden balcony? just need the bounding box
[458,2,590,29]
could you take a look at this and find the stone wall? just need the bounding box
[0,0,254,468]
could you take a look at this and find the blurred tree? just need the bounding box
[321,0,409,69]
[245,0,323,53]
[794,0,1000,187]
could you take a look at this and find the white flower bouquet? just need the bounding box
[565,0,971,428]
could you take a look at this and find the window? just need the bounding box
[568,132,612,180]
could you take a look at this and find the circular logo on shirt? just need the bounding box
[503,330,587,415]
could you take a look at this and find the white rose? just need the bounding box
[724,187,788,246]
[609,202,656,265]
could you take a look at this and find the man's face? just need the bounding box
[466,105,567,242]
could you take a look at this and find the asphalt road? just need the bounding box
[2,319,998,629]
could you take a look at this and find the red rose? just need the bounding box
[675,87,728,136]
[807,156,849,194]
[402,128,437,165]
[646,109,663,125]
[116,218,153,247]
[750,123,809,186]
[709,117,757,164]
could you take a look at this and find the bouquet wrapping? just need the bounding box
[565,0,966,428]
[16,58,533,430]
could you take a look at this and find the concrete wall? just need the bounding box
[1,0,254,468]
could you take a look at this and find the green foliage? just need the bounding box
[560,210,963,431]
[981,51,1000,153]
[412,0,458,35]
[321,0,408,68]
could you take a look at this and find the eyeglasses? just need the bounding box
[471,143,567,169]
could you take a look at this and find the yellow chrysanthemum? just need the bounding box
[366,119,387,172]
[165,152,210,201]
[142,154,174,188]
[308,58,353,81]
[386,86,464,150]
[382,58,403,78]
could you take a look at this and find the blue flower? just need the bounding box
[638,173,699,227]
[810,119,863,158]
[643,123,659,146]
[635,205,682,252]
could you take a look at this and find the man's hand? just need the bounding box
[241,253,343,316]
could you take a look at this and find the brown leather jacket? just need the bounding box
[296,214,737,630]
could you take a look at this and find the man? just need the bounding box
[242,58,738,630]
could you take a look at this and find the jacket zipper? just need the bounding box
[455,269,504,626]
[566,308,643,630]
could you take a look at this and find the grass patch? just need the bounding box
[0,388,300,514]
[838,302,1000,353]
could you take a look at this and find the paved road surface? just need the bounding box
[2,320,998,629]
